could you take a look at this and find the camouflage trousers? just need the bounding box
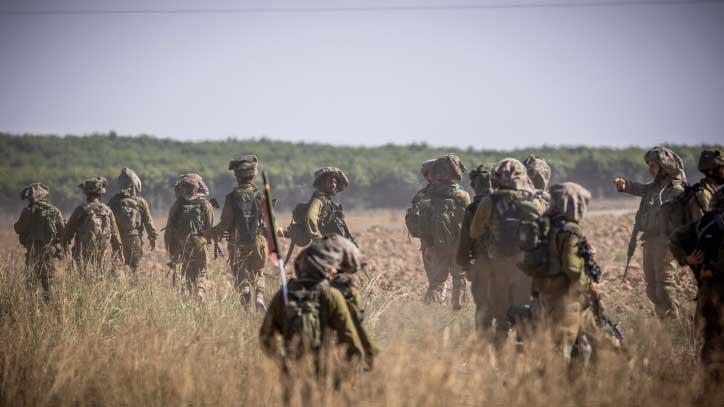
[695,279,724,387]
[642,237,680,318]
[176,236,209,301]
[537,291,582,362]
[25,242,59,297]
[120,234,143,272]
[73,243,115,275]
[485,258,531,331]
[422,246,467,308]
[228,235,268,302]
[469,259,491,332]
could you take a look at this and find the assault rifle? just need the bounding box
[327,203,370,279]
[622,217,641,282]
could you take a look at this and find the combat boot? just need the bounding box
[255,291,266,312]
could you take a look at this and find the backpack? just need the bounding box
[490,191,543,258]
[230,189,263,244]
[27,202,59,245]
[113,195,142,234]
[283,279,326,358]
[660,183,706,236]
[518,217,551,277]
[172,197,207,239]
[287,202,312,246]
[78,202,113,248]
[408,188,465,248]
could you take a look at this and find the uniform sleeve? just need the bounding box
[560,233,584,282]
[53,206,66,242]
[138,197,158,241]
[164,202,179,251]
[326,289,365,360]
[306,197,324,240]
[62,206,84,247]
[209,195,235,239]
[456,205,475,267]
[259,291,286,358]
[107,210,124,253]
[687,189,711,224]
[669,223,696,266]
[13,207,32,247]
[470,197,494,239]
[203,201,215,244]
[622,180,651,198]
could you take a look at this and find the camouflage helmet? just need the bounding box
[549,182,592,223]
[229,154,259,179]
[79,177,108,195]
[20,183,49,203]
[430,154,466,182]
[118,167,142,196]
[644,147,686,180]
[174,173,209,198]
[420,159,436,177]
[698,150,724,172]
[327,235,362,274]
[313,167,350,193]
[468,164,492,194]
[299,237,345,280]
[711,185,724,211]
[493,158,534,192]
[522,154,551,192]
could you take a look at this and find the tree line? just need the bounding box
[1,132,719,215]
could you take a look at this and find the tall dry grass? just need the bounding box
[0,212,709,406]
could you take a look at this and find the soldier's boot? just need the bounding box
[241,285,252,308]
[255,291,266,312]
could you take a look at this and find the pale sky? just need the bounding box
[1,0,723,149]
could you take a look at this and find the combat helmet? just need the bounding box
[468,164,492,195]
[430,154,466,182]
[698,150,724,172]
[644,147,686,180]
[174,173,209,198]
[229,154,259,179]
[522,155,551,192]
[118,168,142,196]
[79,177,109,195]
[313,167,350,193]
[20,183,49,203]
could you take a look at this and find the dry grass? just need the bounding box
[0,210,708,406]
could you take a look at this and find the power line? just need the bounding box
[1,0,723,16]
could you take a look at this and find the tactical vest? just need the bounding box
[171,197,207,240]
[317,198,345,237]
[26,202,60,245]
[112,194,143,235]
[409,186,465,248]
[229,189,263,244]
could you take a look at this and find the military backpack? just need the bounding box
[407,188,465,248]
[171,197,207,239]
[78,202,113,248]
[490,191,542,258]
[230,189,263,244]
[283,279,326,358]
[26,202,60,245]
[113,195,142,235]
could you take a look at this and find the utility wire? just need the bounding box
[1,0,723,16]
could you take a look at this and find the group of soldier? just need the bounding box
[11,146,724,398]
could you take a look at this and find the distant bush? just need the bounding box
[1,132,718,214]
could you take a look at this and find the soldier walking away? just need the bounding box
[259,238,368,403]
[206,155,269,311]
[670,186,724,402]
[457,165,495,330]
[614,147,686,318]
[407,154,471,308]
[62,177,123,275]
[470,158,547,335]
[14,183,65,299]
[165,174,215,301]
[107,168,158,274]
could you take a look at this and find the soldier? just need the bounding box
[529,183,595,363]
[687,150,724,222]
[328,235,378,368]
[305,167,351,241]
[614,147,686,318]
[62,177,123,273]
[470,158,547,334]
[409,154,471,308]
[14,183,65,298]
[165,174,215,301]
[107,168,158,273]
[523,154,552,204]
[457,165,494,331]
[206,155,269,311]
[670,186,724,398]
[259,238,368,401]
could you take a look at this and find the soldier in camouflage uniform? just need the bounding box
[470,159,547,333]
[670,186,724,399]
[62,177,123,273]
[206,155,269,311]
[414,155,471,308]
[107,168,158,273]
[14,183,65,297]
[614,147,686,318]
[687,150,724,222]
[165,174,215,301]
[457,165,494,330]
[305,167,351,241]
[531,183,595,363]
[523,154,552,204]
[328,234,378,368]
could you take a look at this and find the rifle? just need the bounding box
[622,220,640,282]
[330,206,370,280]
[261,172,288,305]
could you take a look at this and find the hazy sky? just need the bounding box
[1,0,723,149]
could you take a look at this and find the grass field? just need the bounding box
[0,209,708,406]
